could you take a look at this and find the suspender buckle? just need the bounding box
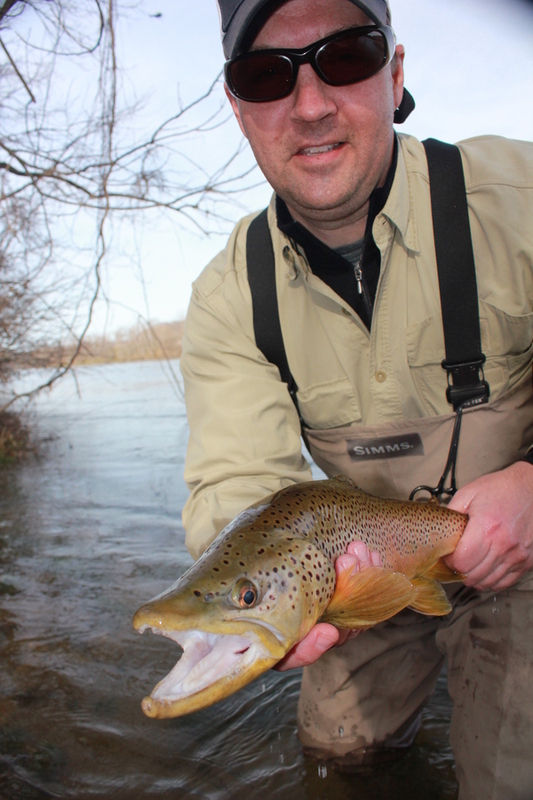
[442,356,490,411]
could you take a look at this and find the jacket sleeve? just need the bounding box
[180,236,312,561]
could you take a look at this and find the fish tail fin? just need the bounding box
[409,577,452,616]
[321,566,417,629]
[424,557,466,584]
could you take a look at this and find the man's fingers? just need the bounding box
[346,541,383,567]
[274,623,339,672]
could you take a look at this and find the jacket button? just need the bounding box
[375,370,387,383]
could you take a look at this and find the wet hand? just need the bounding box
[445,461,533,592]
[274,542,382,671]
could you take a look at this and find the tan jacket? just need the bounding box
[181,133,533,560]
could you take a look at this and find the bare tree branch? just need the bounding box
[0,0,262,411]
[0,36,35,101]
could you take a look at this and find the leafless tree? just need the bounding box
[0,0,257,410]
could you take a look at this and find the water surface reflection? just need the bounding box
[0,361,457,798]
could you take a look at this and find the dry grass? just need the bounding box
[0,411,32,466]
[32,320,184,368]
[75,321,184,365]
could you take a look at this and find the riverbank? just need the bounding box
[30,320,184,368]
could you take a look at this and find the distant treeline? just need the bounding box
[34,321,185,367]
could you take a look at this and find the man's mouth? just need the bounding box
[298,142,343,156]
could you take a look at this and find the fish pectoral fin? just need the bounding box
[321,566,417,629]
[424,558,466,584]
[409,577,452,616]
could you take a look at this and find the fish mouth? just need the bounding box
[136,624,282,718]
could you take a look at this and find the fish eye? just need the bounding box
[231,579,259,609]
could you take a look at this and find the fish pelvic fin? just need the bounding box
[424,558,466,584]
[409,577,452,616]
[321,566,417,629]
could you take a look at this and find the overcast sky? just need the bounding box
[93,0,533,334]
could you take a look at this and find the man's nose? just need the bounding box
[290,64,338,122]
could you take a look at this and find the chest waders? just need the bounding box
[246,141,533,794]
[246,139,491,501]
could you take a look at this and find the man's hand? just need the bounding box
[274,542,382,671]
[445,461,533,592]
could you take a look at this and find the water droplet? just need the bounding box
[315,723,319,729]
[279,754,284,764]
[261,684,266,693]
[277,732,281,740]
[318,764,328,779]
[338,726,344,737]
[492,595,499,614]
[331,692,336,700]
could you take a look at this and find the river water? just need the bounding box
[0,360,457,799]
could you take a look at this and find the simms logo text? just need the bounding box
[347,433,424,461]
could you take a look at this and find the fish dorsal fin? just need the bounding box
[424,558,466,584]
[321,566,417,629]
[409,577,452,616]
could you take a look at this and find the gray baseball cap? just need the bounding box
[218,0,392,59]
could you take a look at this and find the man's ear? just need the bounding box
[391,44,405,112]
[224,84,249,139]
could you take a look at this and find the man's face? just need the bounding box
[226,0,405,240]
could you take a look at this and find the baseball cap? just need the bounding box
[218,0,391,59]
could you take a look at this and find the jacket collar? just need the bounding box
[380,133,420,253]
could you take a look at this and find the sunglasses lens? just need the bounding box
[317,29,387,85]
[228,53,293,102]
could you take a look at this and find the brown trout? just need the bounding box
[133,476,467,719]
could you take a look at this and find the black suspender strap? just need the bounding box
[423,138,490,411]
[246,209,304,425]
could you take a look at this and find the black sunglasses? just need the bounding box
[225,25,395,103]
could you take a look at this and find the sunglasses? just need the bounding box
[224,25,395,103]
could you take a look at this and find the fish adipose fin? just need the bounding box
[321,566,417,629]
[424,557,466,583]
[409,577,452,615]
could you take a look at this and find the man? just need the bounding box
[180,0,533,796]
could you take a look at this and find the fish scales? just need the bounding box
[133,476,467,718]
[237,478,462,575]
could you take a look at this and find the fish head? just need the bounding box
[133,517,334,718]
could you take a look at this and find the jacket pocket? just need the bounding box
[406,305,533,411]
[297,377,361,430]
[480,301,533,390]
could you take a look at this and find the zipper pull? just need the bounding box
[354,265,363,294]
